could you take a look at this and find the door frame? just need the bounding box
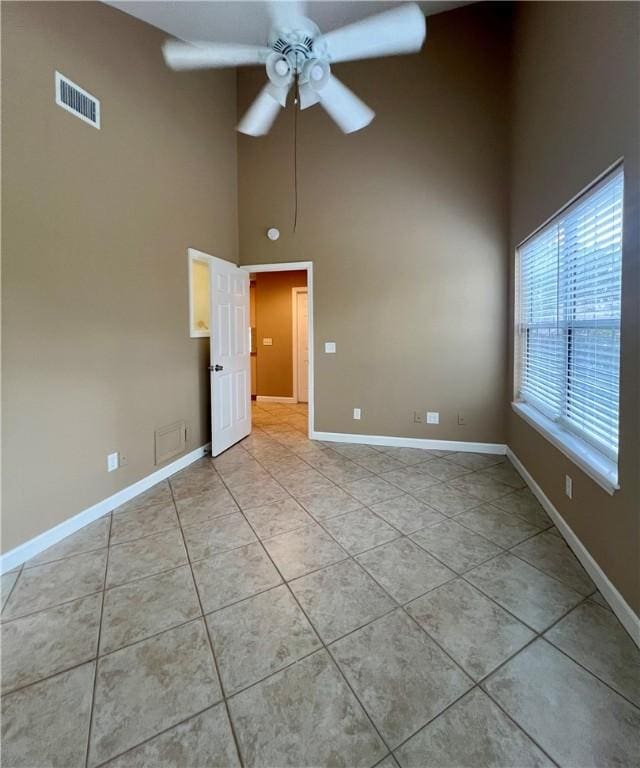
[241,262,314,437]
[291,287,308,404]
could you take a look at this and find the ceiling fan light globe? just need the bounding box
[301,58,330,91]
[266,52,294,89]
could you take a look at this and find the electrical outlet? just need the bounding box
[107,452,119,472]
[413,411,423,423]
[565,474,573,499]
[426,411,440,425]
[353,408,361,420]
[457,413,467,426]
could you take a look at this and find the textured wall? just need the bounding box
[508,1,640,612]
[1,1,238,551]
[237,3,511,443]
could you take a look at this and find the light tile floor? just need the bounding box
[1,402,639,767]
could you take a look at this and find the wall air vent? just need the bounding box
[54,71,100,129]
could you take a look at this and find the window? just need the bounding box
[514,165,624,493]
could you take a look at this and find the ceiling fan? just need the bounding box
[162,1,427,136]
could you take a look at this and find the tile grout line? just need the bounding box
[506,547,596,597]
[244,416,640,733]
[90,703,227,768]
[228,413,640,725]
[168,479,246,768]
[0,587,107,627]
[231,431,531,639]
[411,519,589,605]
[84,512,113,768]
[0,617,198,699]
[227,427,551,756]
[0,563,25,615]
[403,510,589,609]
[301,446,522,524]
[473,684,562,768]
[384,575,595,763]
[5,407,635,766]
[2,556,210,627]
[211,458,397,762]
[530,635,640,712]
[275,482,542,688]
[386,663,561,768]
[0,437,577,637]
[31,544,625,742]
[19,543,111,573]
[224,417,640,723]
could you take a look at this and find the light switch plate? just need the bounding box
[324,342,336,353]
[426,412,440,425]
[565,474,573,499]
[107,452,119,472]
[353,408,361,420]
[263,338,273,346]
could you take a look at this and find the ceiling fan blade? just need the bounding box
[318,75,375,134]
[237,85,286,136]
[299,82,321,110]
[266,82,290,108]
[319,3,426,64]
[163,41,271,70]
[267,1,307,28]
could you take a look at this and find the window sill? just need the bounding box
[511,401,619,495]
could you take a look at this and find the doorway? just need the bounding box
[292,287,308,404]
[243,262,314,437]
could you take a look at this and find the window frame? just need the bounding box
[513,162,623,495]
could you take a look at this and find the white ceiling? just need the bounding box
[106,1,473,44]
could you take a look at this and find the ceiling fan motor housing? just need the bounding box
[268,18,328,79]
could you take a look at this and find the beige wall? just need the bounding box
[5,0,636,620]
[254,271,307,398]
[1,1,238,552]
[509,2,640,612]
[238,3,511,442]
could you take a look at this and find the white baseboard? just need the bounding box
[0,443,211,575]
[507,448,640,647]
[256,396,298,404]
[311,431,507,455]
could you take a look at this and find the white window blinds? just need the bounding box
[516,166,624,461]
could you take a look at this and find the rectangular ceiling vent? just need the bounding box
[55,71,100,129]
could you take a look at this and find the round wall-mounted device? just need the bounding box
[267,227,280,241]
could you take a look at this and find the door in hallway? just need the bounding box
[209,256,251,456]
[296,289,308,403]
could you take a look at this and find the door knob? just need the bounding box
[209,364,223,372]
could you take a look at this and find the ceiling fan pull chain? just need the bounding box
[293,74,299,234]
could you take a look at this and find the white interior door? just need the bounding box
[296,290,309,403]
[210,257,251,456]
